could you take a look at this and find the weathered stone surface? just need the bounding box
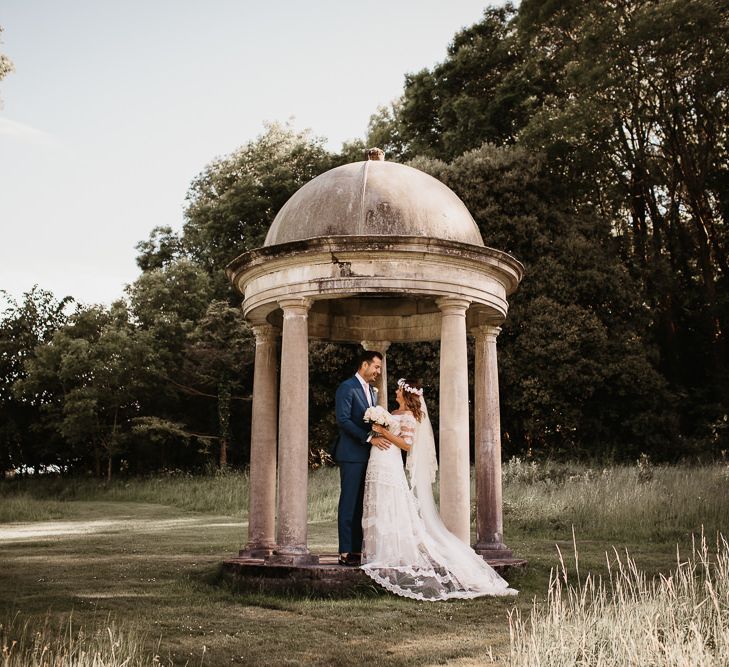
[437,297,472,543]
[473,325,511,557]
[270,299,315,562]
[241,323,278,558]
[226,236,523,341]
[263,161,484,247]
[221,554,527,597]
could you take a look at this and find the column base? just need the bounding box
[474,543,513,560]
[239,543,275,559]
[265,549,320,566]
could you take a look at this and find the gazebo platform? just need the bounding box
[220,554,528,597]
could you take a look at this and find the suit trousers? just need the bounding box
[337,461,368,554]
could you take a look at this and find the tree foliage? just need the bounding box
[0,25,14,107]
[127,261,254,471]
[182,301,255,467]
[371,0,728,457]
[412,145,676,457]
[517,0,729,449]
[14,302,161,479]
[367,3,539,161]
[4,2,728,474]
[0,288,74,474]
[180,122,342,295]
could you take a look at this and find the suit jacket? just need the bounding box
[333,375,376,463]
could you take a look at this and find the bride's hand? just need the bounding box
[371,436,390,450]
[371,424,387,435]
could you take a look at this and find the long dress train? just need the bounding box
[360,408,516,601]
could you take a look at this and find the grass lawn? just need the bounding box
[1,463,726,665]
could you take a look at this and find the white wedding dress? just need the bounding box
[361,404,517,601]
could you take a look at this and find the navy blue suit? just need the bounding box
[333,375,376,554]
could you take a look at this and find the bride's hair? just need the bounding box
[400,378,424,422]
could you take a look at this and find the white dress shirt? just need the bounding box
[355,372,373,407]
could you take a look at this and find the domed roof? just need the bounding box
[263,159,484,247]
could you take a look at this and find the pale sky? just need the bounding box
[1,1,499,307]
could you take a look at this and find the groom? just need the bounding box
[332,349,388,566]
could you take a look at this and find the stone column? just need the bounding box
[361,340,391,409]
[436,297,471,544]
[240,323,279,558]
[267,298,318,565]
[472,325,512,559]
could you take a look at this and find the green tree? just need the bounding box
[368,0,729,455]
[0,287,73,474]
[127,263,256,470]
[182,122,341,296]
[338,138,369,164]
[365,103,408,162]
[182,301,255,468]
[15,303,161,479]
[134,226,184,272]
[128,258,214,356]
[126,259,216,470]
[366,4,538,161]
[415,145,676,458]
[516,0,729,446]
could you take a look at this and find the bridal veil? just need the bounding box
[361,397,516,600]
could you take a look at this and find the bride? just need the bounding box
[360,378,517,600]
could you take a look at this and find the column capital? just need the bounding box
[278,297,312,314]
[436,296,471,315]
[361,340,391,353]
[470,324,502,342]
[250,323,280,344]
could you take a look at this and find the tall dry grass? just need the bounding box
[2,461,727,543]
[0,494,66,523]
[0,469,250,521]
[508,531,729,665]
[307,467,340,522]
[0,613,160,666]
[502,458,729,541]
[0,467,346,523]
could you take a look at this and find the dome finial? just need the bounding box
[366,147,385,161]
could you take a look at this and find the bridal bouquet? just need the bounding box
[363,405,392,427]
[363,406,399,440]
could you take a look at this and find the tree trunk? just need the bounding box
[219,437,228,468]
[218,382,231,469]
[108,407,119,483]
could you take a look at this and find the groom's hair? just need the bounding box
[357,349,383,369]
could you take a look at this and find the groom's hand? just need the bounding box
[371,437,390,450]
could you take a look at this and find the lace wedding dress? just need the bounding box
[361,405,517,601]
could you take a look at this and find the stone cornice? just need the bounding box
[226,235,524,296]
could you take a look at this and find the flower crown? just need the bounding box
[397,378,423,396]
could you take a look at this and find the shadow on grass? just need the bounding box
[207,561,387,603]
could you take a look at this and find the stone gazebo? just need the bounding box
[225,150,524,576]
